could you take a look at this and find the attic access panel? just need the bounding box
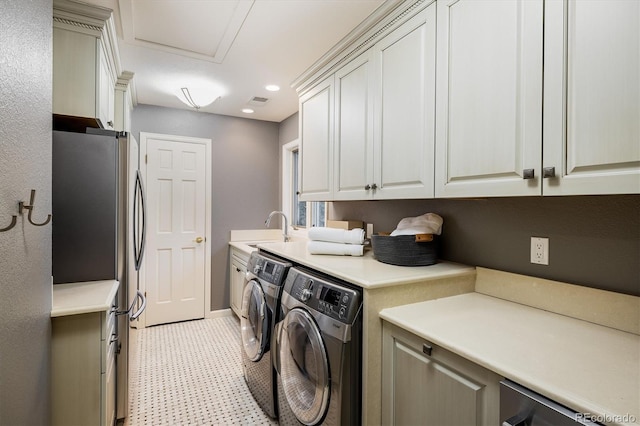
[119,0,254,63]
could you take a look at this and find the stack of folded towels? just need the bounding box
[307,227,366,256]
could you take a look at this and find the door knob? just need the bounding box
[195,237,204,243]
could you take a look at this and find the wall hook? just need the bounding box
[0,215,18,232]
[18,189,52,227]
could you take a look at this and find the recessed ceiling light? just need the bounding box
[242,108,254,114]
[265,85,280,92]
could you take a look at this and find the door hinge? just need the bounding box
[145,154,148,164]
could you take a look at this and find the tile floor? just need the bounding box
[126,316,278,425]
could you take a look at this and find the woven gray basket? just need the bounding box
[371,233,438,266]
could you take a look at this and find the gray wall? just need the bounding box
[0,1,53,424]
[280,113,640,296]
[332,196,640,296]
[131,105,281,311]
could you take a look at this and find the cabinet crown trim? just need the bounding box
[294,0,432,96]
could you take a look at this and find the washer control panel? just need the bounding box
[247,252,291,285]
[285,268,361,324]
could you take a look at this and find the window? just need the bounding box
[284,140,326,230]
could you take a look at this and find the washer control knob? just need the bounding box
[300,288,313,302]
[253,264,262,274]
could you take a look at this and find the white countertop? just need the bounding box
[257,241,475,289]
[228,240,264,255]
[229,228,286,256]
[380,292,640,426]
[51,280,119,317]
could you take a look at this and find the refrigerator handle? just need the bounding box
[129,290,147,321]
[133,170,146,271]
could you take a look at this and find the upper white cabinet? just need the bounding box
[435,0,639,197]
[114,71,135,132]
[304,2,436,201]
[435,0,544,197]
[299,75,334,201]
[53,0,119,129]
[296,0,639,199]
[333,51,374,200]
[543,0,640,195]
[372,4,436,199]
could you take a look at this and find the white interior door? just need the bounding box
[142,133,211,327]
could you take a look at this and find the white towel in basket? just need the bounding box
[307,241,364,256]
[390,213,444,236]
[308,227,365,245]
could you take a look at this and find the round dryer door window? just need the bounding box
[241,280,270,362]
[278,307,330,426]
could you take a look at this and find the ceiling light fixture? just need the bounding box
[178,87,221,110]
[265,84,280,92]
[242,108,254,114]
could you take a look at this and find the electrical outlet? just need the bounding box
[530,237,549,265]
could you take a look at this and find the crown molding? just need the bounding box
[292,0,433,96]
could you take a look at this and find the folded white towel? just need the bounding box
[308,227,365,245]
[307,241,364,256]
[390,213,444,236]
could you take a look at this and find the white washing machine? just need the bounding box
[241,251,291,419]
[275,267,363,425]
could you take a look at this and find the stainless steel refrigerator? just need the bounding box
[52,128,146,422]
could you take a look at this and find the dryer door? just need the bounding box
[241,279,270,362]
[278,307,330,426]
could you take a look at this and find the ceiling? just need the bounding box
[80,0,389,122]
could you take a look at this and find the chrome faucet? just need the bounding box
[265,211,290,242]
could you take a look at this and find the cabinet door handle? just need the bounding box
[543,167,556,178]
[364,184,371,190]
[422,343,432,356]
[236,268,241,273]
[371,183,378,190]
[523,169,535,179]
[502,413,529,426]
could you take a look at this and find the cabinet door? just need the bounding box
[299,76,334,201]
[334,51,375,200]
[382,322,500,426]
[53,27,99,119]
[103,340,116,426]
[543,0,640,195]
[435,0,543,197]
[52,312,103,425]
[373,4,436,199]
[230,253,247,317]
[98,45,115,129]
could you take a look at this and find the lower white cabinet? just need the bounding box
[52,298,117,426]
[382,321,501,426]
[229,248,250,317]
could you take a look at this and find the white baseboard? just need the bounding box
[206,308,234,319]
